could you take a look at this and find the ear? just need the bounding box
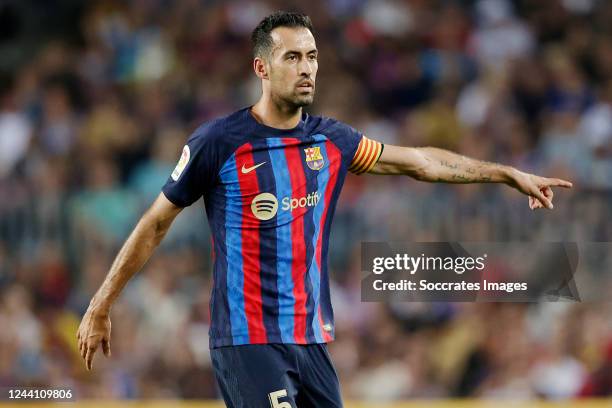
[253,57,269,80]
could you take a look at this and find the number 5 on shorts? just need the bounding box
[268,389,292,408]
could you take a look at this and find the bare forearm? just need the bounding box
[417,147,514,183]
[369,142,572,209]
[89,218,164,313]
[88,212,172,313]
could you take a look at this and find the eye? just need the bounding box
[309,54,317,61]
[287,55,297,61]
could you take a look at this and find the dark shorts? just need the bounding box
[210,343,343,408]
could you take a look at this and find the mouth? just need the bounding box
[297,81,314,91]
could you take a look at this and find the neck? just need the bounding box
[251,94,302,129]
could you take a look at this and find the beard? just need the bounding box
[271,85,315,111]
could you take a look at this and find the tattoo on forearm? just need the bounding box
[451,174,471,182]
[438,157,500,183]
[440,160,459,169]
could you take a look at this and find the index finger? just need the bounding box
[544,178,573,188]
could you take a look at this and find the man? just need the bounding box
[77,11,572,407]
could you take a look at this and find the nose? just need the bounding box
[298,58,313,77]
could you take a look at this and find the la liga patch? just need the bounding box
[171,145,190,181]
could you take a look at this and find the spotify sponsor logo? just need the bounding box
[251,192,321,220]
[281,192,320,211]
[251,193,278,220]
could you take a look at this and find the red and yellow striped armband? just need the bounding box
[348,136,384,174]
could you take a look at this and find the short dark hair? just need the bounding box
[251,11,314,58]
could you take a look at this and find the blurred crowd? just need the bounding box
[1,0,612,401]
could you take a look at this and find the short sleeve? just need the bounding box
[348,136,384,175]
[162,124,219,207]
[320,119,362,163]
[320,118,383,174]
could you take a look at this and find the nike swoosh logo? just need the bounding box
[241,161,266,174]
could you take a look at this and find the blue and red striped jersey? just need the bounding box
[162,107,382,348]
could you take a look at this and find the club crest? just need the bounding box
[304,146,324,170]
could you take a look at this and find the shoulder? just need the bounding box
[188,109,245,146]
[309,114,340,132]
[308,114,364,162]
[309,114,360,137]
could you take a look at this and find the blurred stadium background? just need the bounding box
[1,0,612,405]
